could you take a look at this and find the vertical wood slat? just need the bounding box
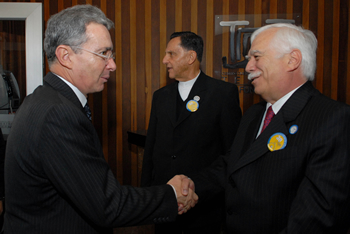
[114,0,123,183]
[130,0,137,133]
[251,0,261,105]
[302,0,310,28]
[286,0,293,18]
[221,0,229,82]
[159,0,167,88]
[175,0,182,32]
[145,0,152,127]
[347,0,350,104]
[331,0,340,100]
[129,0,138,187]
[191,0,198,33]
[206,0,214,77]
[270,0,278,18]
[316,0,324,92]
[101,0,109,162]
[58,0,64,11]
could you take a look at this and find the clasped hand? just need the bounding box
[167,175,198,215]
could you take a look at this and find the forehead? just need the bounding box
[166,37,183,51]
[250,28,278,54]
[85,23,113,48]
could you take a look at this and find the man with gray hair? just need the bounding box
[4,5,197,234]
[190,23,350,233]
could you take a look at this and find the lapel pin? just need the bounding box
[186,100,199,112]
[289,125,298,135]
[267,132,287,151]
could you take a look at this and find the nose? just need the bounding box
[162,55,168,65]
[106,58,117,71]
[245,58,255,74]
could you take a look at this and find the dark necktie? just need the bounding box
[261,106,275,133]
[84,103,92,121]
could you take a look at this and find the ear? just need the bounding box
[188,51,197,65]
[55,45,74,69]
[286,49,302,72]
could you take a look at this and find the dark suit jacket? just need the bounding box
[193,81,350,233]
[0,129,4,198]
[141,72,242,228]
[4,72,178,234]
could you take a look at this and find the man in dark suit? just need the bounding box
[0,128,5,217]
[141,31,242,233]
[190,23,350,233]
[4,5,197,234]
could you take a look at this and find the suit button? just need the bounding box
[171,155,176,159]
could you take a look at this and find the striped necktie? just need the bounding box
[84,103,92,121]
[261,106,275,133]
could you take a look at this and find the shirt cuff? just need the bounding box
[169,184,177,198]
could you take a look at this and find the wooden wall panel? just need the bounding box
[346,0,350,104]
[1,2,350,232]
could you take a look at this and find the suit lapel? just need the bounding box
[231,81,317,173]
[239,104,265,156]
[166,82,179,127]
[44,72,84,113]
[174,72,207,127]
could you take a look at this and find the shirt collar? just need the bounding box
[178,71,201,89]
[54,73,87,107]
[268,84,303,114]
[178,71,201,101]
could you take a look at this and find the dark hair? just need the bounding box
[170,31,203,62]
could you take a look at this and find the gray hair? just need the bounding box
[44,5,114,66]
[251,23,318,81]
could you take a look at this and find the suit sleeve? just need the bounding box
[140,92,158,187]
[191,83,242,203]
[281,105,350,233]
[0,129,5,198]
[39,103,178,227]
[219,84,242,153]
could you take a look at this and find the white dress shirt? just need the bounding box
[54,73,87,107]
[256,84,303,137]
[178,71,201,101]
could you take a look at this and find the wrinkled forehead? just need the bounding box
[249,29,278,53]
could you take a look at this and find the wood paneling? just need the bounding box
[1,1,349,232]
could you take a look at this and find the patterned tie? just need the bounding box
[84,103,92,121]
[261,106,275,133]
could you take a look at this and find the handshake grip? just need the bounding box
[167,175,198,215]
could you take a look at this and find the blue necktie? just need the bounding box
[84,103,92,121]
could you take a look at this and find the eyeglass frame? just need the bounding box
[74,46,115,64]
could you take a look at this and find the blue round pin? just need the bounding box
[289,125,298,135]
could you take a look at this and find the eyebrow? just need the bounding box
[98,47,113,52]
[165,50,175,54]
[249,49,263,55]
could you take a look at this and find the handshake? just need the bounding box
[167,175,198,215]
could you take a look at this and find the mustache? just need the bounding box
[247,71,262,81]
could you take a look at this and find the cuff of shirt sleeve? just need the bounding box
[169,184,177,198]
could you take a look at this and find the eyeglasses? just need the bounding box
[75,46,115,64]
